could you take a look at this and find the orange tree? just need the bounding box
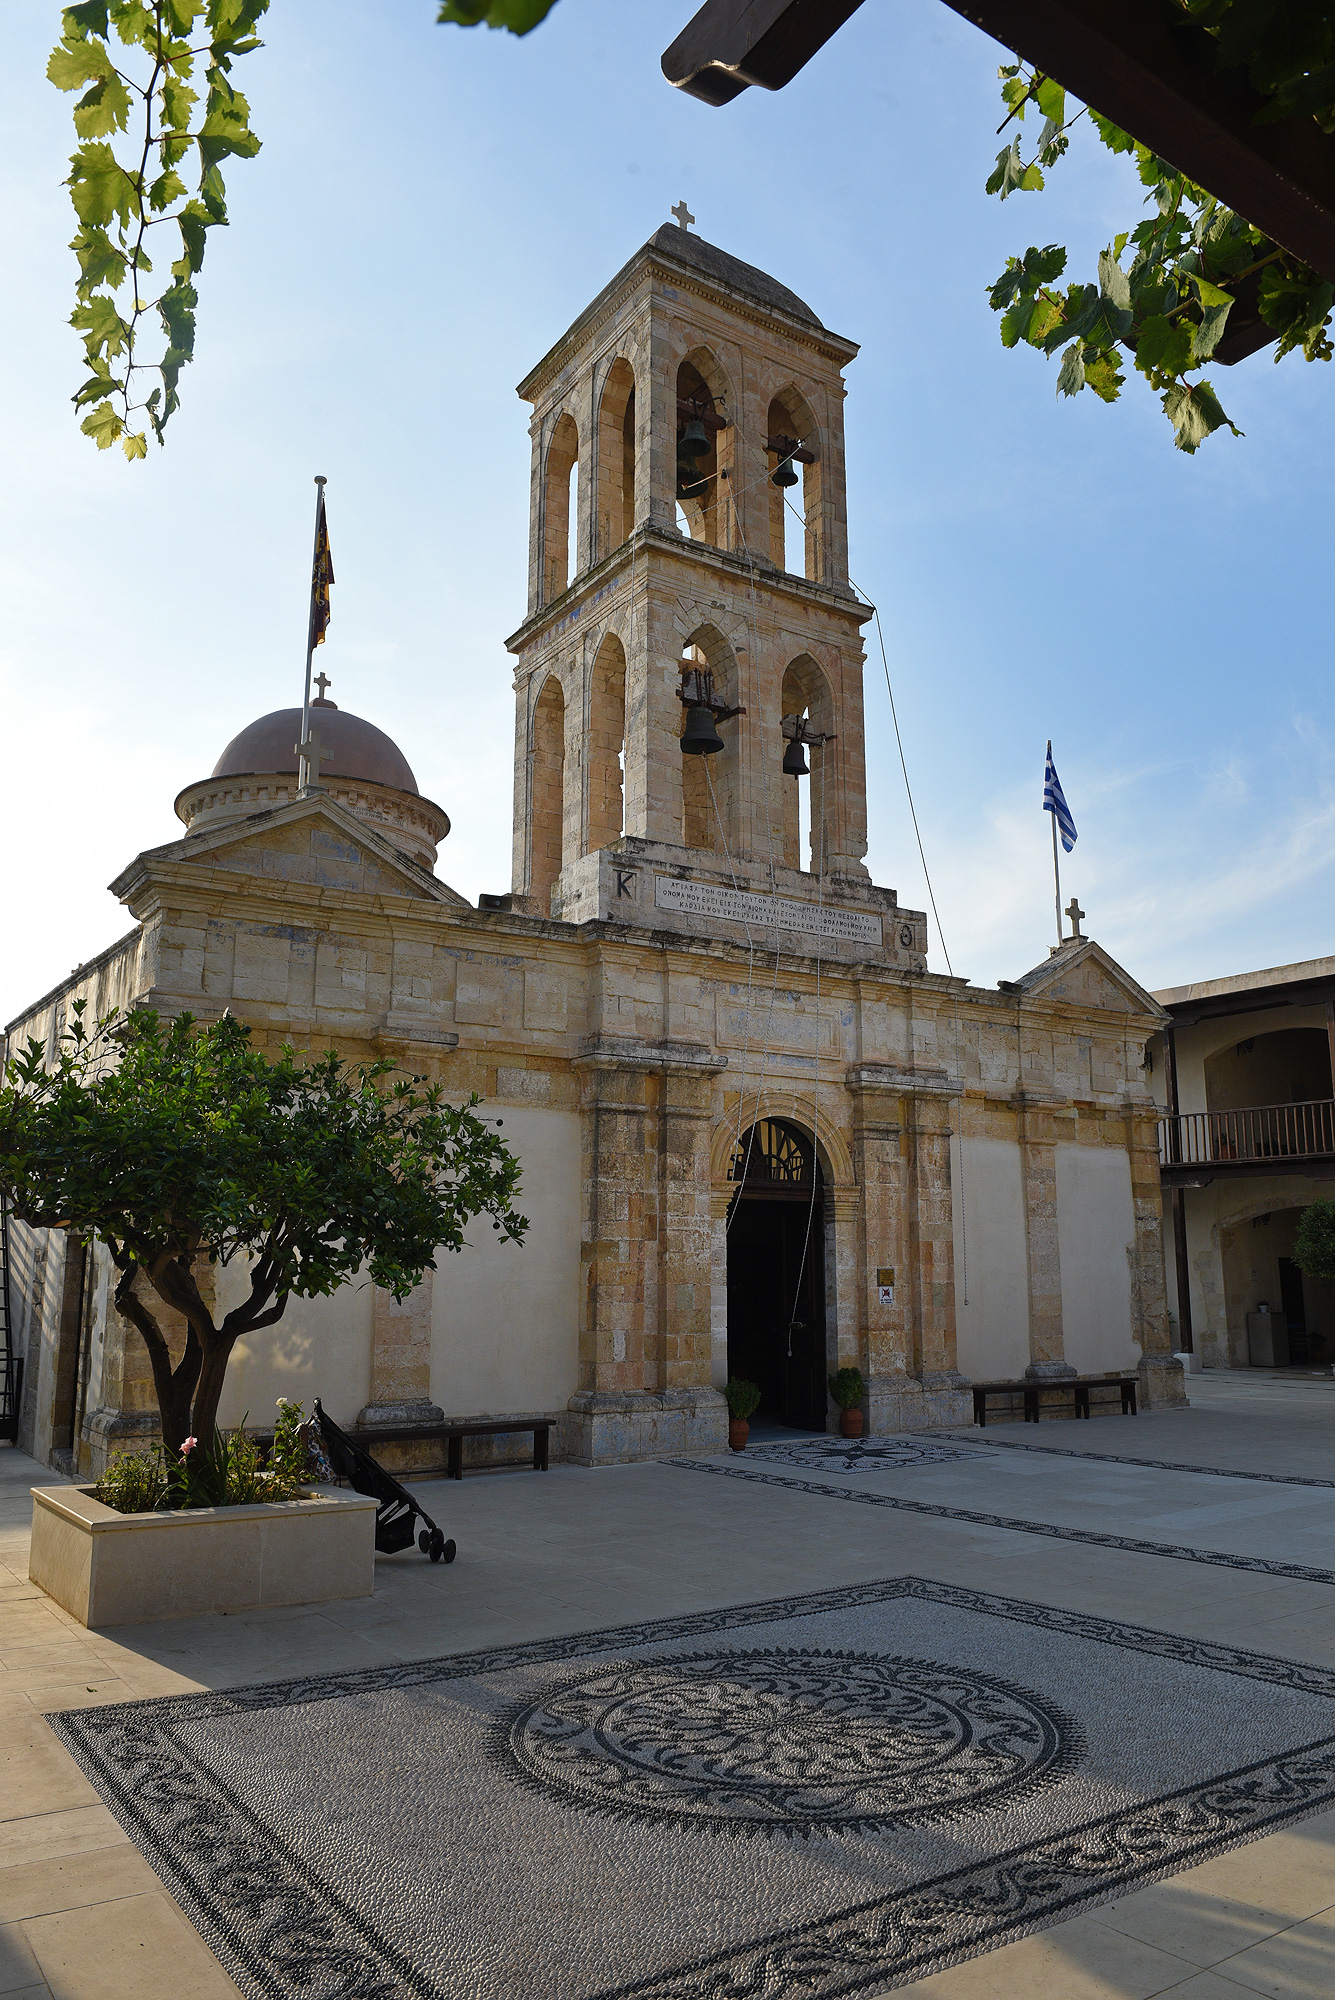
[0,1002,526,1463]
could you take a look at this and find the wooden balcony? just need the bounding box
[1159,1099,1335,1184]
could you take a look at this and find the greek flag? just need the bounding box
[1043,742,1077,853]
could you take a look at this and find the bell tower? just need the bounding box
[506,216,927,968]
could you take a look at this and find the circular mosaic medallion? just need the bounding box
[499,1649,1072,1834]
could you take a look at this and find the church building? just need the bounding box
[3,220,1185,1475]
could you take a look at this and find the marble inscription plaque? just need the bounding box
[654,876,883,945]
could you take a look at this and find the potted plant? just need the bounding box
[828,1366,866,1437]
[723,1378,761,1451]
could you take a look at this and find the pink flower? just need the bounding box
[181,1437,197,1455]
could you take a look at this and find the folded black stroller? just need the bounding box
[314,1399,456,1563]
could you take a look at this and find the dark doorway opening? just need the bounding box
[1278,1256,1310,1363]
[725,1119,826,1430]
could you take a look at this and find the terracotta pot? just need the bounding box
[839,1407,864,1438]
[728,1418,750,1452]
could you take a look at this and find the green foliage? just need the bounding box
[94,1446,167,1512]
[1294,1200,1335,1281]
[92,1406,307,1514]
[724,1377,762,1421]
[437,0,560,29]
[984,12,1335,451]
[827,1366,865,1411]
[0,1002,527,1461]
[270,1396,322,1485]
[48,1,268,459]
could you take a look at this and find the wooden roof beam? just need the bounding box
[662,0,1335,285]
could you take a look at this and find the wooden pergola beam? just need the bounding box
[662,0,1335,285]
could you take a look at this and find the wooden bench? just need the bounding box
[347,1418,551,1480]
[971,1375,1139,1427]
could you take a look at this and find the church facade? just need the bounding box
[4,223,1184,1476]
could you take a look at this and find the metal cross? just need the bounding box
[295,728,325,789]
[671,200,695,231]
[1066,897,1086,939]
[314,671,331,701]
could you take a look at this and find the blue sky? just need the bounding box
[2,0,1332,1028]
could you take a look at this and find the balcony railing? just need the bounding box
[1159,1098,1335,1169]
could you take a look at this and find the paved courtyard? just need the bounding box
[4,1369,1335,1999]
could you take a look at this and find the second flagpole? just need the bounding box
[298,474,327,793]
[1048,739,1062,948]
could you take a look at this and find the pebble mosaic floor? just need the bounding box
[48,1574,1335,2000]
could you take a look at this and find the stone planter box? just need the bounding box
[29,1484,379,1629]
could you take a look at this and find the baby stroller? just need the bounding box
[313,1399,456,1563]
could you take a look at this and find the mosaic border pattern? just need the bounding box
[931,1431,1335,1489]
[667,1457,1335,1587]
[48,1577,1335,2000]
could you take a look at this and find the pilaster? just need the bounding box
[1016,1093,1072,1380]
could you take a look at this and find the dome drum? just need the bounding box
[176,700,448,871]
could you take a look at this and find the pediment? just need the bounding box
[111,795,471,908]
[1013,940,1168,1021]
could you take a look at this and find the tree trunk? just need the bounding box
[188,1332,237,1456]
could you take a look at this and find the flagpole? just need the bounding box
[1047,739,1062,947]
[298,475,327,793]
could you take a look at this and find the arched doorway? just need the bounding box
[726,1119,827,1430]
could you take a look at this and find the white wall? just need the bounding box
[951,1136,1030,1381]
[1055,1143,1139,1374]
[431,1104,581,1416]
[219,1261,374,1432]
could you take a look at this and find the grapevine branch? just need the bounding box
[48,1,268,462]
[985,36,1335,454]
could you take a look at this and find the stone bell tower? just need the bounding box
[506,215,928,968]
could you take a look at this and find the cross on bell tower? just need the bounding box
[502,221,924,965]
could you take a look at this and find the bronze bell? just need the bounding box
[681,705,724,755]
[676,459,700,500]
[783,735,809,777]
[771,455,799,488]
[678,418,710,459]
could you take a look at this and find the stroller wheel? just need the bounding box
[442,1537,456,1564]
[428,1528,454,1564]
[418,1528,431,1554]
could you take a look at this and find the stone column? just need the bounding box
[1125,1100,1187,1408]
[848,1079,912,1432]
[848,1066,969,1430]
[568,1038,727,1462]
[1016,1093,1071,1380]
[905,1083,967,1403]
[359,1269,442,1430]
[658,1070,717,1392]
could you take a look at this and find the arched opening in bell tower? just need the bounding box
[543,413,580,600]
[587,633,626,851]
[596,359,636,557]
[726,1119,827,1431]
[676,352,732,549]
[530,673,566,913]
[767,388,821,580]
[781,655,834,873]
[679,626,740,852]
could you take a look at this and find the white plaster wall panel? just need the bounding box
[217,1257,373,1432]
[951,1137,1030,1382]
[430,1105,581,1416]
[1056,1142,1139,1374]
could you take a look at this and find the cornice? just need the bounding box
[517,250,859,408]
[505,524,870,657]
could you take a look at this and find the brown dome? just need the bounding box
[211,701,418,794]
